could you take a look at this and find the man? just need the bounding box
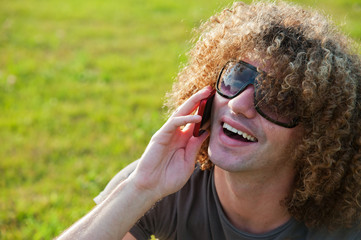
[58,1,361,239]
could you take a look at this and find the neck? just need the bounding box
[214,165,294,234]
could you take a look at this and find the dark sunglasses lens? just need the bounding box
[217,61,298,128]
[217,62,258,97]
[255,90,298,127]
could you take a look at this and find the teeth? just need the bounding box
[223,123,257,142]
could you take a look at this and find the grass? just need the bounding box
[0,0,360,239]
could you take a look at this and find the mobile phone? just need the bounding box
[193,90,215,137]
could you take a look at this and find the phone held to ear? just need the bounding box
[193,90,215,137]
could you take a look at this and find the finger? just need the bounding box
[182,122,193,133]
[162,115,202,133]
[185,130,210,164]
[172,86,213,117]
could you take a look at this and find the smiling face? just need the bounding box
[208,60,303,175]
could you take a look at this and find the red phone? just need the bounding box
[193,90,215,137]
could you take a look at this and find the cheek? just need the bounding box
[264,122,277,132]
[212,94,228,114]
[263,124,303,156]
[214,93,227,108]
[262,117,299,143]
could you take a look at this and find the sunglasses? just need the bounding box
[216,60,299,128]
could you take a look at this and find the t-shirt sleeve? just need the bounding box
[129,166,211,239]
[352,230,361,240]
[129,192,178,240]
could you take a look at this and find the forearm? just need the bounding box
[57,177,157,240]
[57,87,212,240]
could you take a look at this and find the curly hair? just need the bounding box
[165,0,361,229]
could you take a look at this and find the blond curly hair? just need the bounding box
[165,0,361,229]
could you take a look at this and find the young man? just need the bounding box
[58,1,361,239]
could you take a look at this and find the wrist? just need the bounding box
[119,176,162,204]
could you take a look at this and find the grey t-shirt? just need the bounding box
[130,167,361,239]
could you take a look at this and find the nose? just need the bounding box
[228,85,258,119]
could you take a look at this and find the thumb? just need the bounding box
[185,131,210,163]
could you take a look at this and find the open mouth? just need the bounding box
[222,122,257,142]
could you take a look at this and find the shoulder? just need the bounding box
[188,165,213,185]
[152,166,214,220]
[129,166,214,239]
[307,224,361,240]
[178,166,213,197]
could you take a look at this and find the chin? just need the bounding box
[208,147,243,172]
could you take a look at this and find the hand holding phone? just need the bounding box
[193,90,215,137]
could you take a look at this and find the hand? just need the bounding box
[56,87,213,240]
[129,86,213,200]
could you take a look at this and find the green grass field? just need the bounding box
[1,0,360,239]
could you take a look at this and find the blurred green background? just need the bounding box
[0,0,360,239]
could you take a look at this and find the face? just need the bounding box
[208,60,302,175]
